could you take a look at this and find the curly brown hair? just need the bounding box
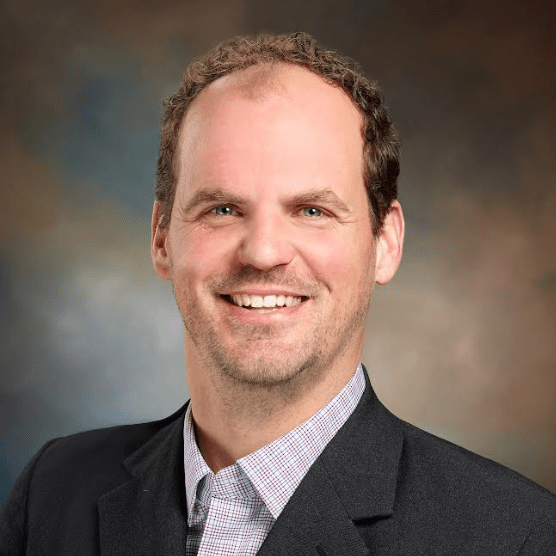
[155,32,400,235]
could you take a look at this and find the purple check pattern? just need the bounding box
[183,364,365,555]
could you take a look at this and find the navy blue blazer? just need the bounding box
[2,370,556,555]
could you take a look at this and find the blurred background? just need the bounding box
[1,0,556,504]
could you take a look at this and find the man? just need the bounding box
[1,32,555,555]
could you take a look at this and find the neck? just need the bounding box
[186,346,361,473]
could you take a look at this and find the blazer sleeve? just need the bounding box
[0,439,59,556]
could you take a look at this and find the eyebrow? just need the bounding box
[180,188,246,215]
[288,189,351,215]
[180,187,352,216]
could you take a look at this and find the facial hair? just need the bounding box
[174,265,374,390]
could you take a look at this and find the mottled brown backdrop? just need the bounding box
[1,0,555,503]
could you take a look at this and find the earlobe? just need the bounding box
[151,200,172,281]
[375,201,404,285]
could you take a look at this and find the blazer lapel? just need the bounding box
[257,457,370,556]
[258,370,406,556]
[97,409,188,556]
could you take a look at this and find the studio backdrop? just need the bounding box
[1,0,556,504]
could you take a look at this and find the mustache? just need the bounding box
[209,266,322,297]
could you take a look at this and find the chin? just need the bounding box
[211,346,320,387]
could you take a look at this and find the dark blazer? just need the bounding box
[2,372,556,555]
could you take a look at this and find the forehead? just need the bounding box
[175,63,365,196]
[184,62,362,130]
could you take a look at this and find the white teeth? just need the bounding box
[263,295,276,307]
[228,294,303,308]
[285,296,302,307]
[250,295,263,308]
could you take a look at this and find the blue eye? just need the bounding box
[212,205,235,216]
[302,207,322,217]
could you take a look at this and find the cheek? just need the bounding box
[170,229,236,281]
[299,232,374,290]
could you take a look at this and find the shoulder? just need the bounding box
[0,404,188,554]
[30,403,188,481]
[393,415,556,551]
[397,416,555,504]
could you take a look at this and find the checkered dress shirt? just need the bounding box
[183,364,365,555]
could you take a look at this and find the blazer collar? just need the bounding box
[97,404,189,556]
[258,368,405,555]
[320,368,404,520]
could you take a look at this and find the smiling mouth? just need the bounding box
[222,294,308,312]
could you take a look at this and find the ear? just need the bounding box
[151,200,172,281]
[375,200,404,285]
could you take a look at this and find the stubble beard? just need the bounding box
[174,269,374,393]
[178,292,324,389]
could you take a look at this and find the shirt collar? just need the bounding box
[237,364,365,518]
[183,404,212,519]
[183,364,365,520]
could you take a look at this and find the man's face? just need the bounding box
[156,65,384,386]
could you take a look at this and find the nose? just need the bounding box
[236,209,295,271]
